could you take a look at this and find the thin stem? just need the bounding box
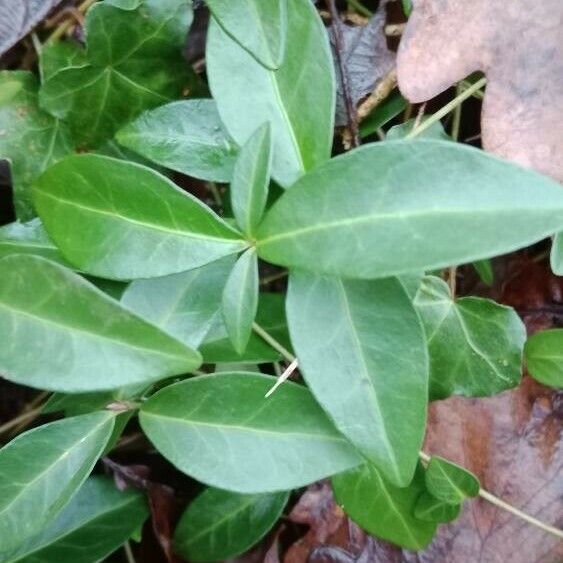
[265,358,299,397]
[123,541,136,563]
[252,322,295,362]
[260,270,288,287]
[451,82,463,141]
[419,451,563,539]
[406,77,487,139]
[47,0,97,42]
[347,0,373,17]
[0,406,43,436]
[326,0,361,149]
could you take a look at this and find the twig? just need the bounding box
[265,358,299,398]
[419,451,563,540]
[47,0,97,42]
[326,0,361,149]
[0,406,44,437]
[356,68,398,121]
[253,324,563,540]
[406,77,487,139]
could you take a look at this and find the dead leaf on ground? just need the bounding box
[331,2,396,125]
[397,0,563,182]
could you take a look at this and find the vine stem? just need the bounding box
[47,0,97,42]
[0,405,44,437]
[406,77,487,139]
[252,324,563,540]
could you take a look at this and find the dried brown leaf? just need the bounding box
[397,0,563,182]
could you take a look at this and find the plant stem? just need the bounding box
[252,322,294,362]
[123,541,136,563]
[47,0,97,42]
[265,358,299,397]
[260,270,288,287]
[253,324,563,540]
[0,405,43,437]
[406,77,487,139]
[347,0,373,17]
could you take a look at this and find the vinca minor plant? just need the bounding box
[1,0,562,560]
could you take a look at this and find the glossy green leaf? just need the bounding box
[0,412,115,552]
[0,71,73,220]
[550,232,563,275]
[524,329,563,388]
[287,272,428,486]
[414,276,525,400]
[360,91,406,138]
[473,258,494,286]
[332,464,437,550]
[116,100,238,182]
[207,0,335,187]
[34,154,247,280]
[414,492,461,523]
[200,292,292,363]
[256,140,563,278]
[0,255,201,392]
[140,373,362,493]
[222,249,259,354]
[425,456,480,504]
[39,41,87,83]
[0,219,66,264]
[121,256,236,349]
[231,123,272,237]
[39,0,194,147]
[206,0,287,70]
[174,487,288,561]
[1,476,148,563]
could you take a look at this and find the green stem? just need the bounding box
[406,77,487,139]
[347,0,373,17]
[251,322,294,362]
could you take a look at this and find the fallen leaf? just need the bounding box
[331,3,395,125]
[0,0,64,56]
[397,0,563,182]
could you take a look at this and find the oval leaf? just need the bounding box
[206,0,287,70]
[231,123,272,237]
[414,492,461,524]
[0,255,201,392]
[121,256,236,349]
[222,249,259,354]
[414,276,525,400]
[425,456,480,504]
[1,476,148,563]
[116,100,238,182]
[34,154,247,280]
[207,0,335,187]
[332,464,437,550]
[139,373,362,493]
[0,412,115,552]
[256,140,563,278]
[525,329,563,388]
[287,272,428,486]
[174,487,288,562]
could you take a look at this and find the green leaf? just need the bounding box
[550,232,563,275]
[207,0,335,187]
[39,0,194,147]
[473,258,494,286]
[200,292,292,363]
[1,476,148,563]
[39,40,87,83]
[360,91,406,138]
[402,0,413,16]
[206,0,287,70]
[116,100,238,182]
[414,276,525,399]
[0,71,73,220]
[332,464,437,550]
[287,272,428,486]
[231,123,272,238]
[140,373,362,493]
[414,492,461,523]
[256,140,563,278]
[174,487,288,561]
[0,412,115,552]
[222,249,259,354]
[525,329,563,388]
[425,456,480,504]
[0,255,201,392]
[0,219,66,264]
[387,119,450,141]
[34,154,247,280]
[121,256,236,349]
